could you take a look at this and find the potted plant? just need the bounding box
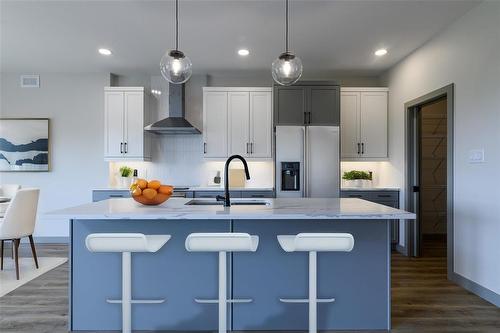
[342,170,373,188]
[118,166,133,188]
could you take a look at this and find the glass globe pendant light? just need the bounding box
[271,0,303,86]
[160,0,192,84]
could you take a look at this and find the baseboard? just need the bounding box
[396,244,408,256]
[451,272,500,307]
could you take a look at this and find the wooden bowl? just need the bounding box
[132,193,171,206]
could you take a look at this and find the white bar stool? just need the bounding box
[277,233,354,333]
[85,233,170,333]
[185,233,259,333]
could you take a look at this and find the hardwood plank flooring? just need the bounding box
[0,244,498,332]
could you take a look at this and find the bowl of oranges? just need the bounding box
[130,179,174,205]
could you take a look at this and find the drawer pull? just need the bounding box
[109,195,124,198]
[377,194,391,198]
[349,195,362,198]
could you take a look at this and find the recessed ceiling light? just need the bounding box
[374,48,388,57]
[98,48,112,56]
[238,49,250,56]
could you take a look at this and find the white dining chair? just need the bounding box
[0,188,40,280]
[0,184,21,217]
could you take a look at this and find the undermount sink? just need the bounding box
[185,199,270,206]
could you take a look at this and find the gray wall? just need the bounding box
[381,1,500,298]
[0,73,110,238]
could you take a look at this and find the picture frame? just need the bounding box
[0,118,50,172]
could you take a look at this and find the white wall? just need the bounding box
[382,1,500,296]
[0,73,110,239]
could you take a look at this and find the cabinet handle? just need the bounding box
[203,142,207,154]
[357,143,361,154]
[307,112,312,124]
[120,142,124,154]
[246,143,249,154]
[124,142,127,153]
[251,142,254,154]
[361,143,364,154]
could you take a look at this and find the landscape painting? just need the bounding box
[0,118,49,171]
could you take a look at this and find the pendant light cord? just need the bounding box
[285,0,289,53]
[175,0,179,51]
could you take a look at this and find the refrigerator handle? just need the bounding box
[303,127,308,197]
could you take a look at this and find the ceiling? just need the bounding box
[0,0,479,76]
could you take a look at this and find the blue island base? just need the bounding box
[70,219,390,331]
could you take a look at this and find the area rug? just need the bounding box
[0,257,67,297]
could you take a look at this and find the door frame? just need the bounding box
[404,84,454,278]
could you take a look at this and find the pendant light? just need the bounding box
[271,0,303,86]
[160,0,192,84]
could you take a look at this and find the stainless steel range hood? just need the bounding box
[144,84,201,135]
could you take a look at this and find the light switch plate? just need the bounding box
[468,149,485,163]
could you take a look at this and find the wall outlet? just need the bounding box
[468,149,485,163]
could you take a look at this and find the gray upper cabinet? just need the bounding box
[309,86,340,125]
[274,82,340,126]
[274,86,307,125]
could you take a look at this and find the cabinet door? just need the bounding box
[340,92,361,158]
[228,92,250,157]
[123,91,144,158]
[203,91,228,158]
[309,86,340,125]
[104,91,124,158]
[250,91,272,158]
[274,86,306,125]
[360,92,388,158]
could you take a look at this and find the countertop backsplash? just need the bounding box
[108,134,274,188]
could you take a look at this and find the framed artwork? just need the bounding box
[0,118,50,172]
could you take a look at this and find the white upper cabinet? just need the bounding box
[203,90,228,158]
[340,88,388,160]
[203,87,273,159]
[104,87,151,161]
[249,91,273,157]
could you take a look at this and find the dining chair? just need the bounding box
[0,184,21,217]
[0,188,40,280]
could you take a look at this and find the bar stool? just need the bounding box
[277,233,354,333]
[185,233,259,333]
[85,233,170,333]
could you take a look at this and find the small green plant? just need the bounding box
[119,166,133,177]
[342,170,372,180]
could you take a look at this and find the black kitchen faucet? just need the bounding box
[216,155,251,207]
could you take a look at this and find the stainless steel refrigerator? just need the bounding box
[275,126,340,198]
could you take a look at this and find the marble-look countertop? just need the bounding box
[47,198,415,220]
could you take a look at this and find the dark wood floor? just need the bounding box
[0,244,499,333]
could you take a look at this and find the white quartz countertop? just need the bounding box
[47,198,415,220]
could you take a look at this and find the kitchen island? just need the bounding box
[49,198,415,332]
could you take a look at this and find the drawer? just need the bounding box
[241,191,274,198]
[340,191,371,200]
[92,190,130,202]
[371,191,399,202]
[194,191,241,198]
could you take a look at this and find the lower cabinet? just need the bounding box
[340,190,399,246]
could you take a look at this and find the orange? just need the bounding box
[147,180,161,190]
[152,193,169,204]
[142,188,157,200]
[131,187,142,197]
[158,185,174,195]
[136,179,148,190]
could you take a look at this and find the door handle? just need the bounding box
[357,143,361,154]
[120,142,124,154]
[203,142,207,154]
[361,143,364,154]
